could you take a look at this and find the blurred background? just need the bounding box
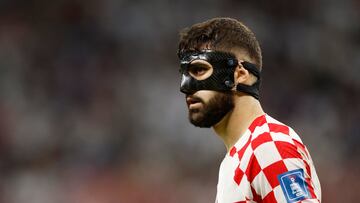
[0,0,359,202]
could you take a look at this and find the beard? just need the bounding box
[188,92,234,128]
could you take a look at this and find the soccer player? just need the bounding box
[177,17,321,203]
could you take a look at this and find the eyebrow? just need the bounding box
[189,60,212,66]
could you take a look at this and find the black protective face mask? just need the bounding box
[178,50,261,99]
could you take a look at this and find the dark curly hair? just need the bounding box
[178,17,262,69]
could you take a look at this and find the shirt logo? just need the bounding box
[277,169,309,203]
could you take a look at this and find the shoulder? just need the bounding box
[229,114,321,202]
[231,114,307,166]
[237,114,311,181]
[249,114,306,158]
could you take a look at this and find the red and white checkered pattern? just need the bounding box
[215,114,321,203]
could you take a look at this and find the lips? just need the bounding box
[186,96,202,108]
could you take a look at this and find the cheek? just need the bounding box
[193,90,217,103]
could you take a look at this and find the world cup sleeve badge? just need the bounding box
[277,169,309,203]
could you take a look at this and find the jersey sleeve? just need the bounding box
[246,128,321,202]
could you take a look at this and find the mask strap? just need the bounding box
[236,62,261,100]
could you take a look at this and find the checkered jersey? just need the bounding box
[215,114,321,203]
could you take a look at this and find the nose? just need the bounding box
[180,86,196,95]
[180,74,196,94]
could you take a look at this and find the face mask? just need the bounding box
[178,50,261,99]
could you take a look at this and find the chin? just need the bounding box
[189,112,213,128]
[188,111,202,123]
[186,91,234,128]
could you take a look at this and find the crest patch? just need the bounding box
[277,169,309,203]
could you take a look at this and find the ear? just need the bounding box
[234,64,250,86]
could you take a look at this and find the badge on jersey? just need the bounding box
[277,169,309,203]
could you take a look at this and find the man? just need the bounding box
[177,17,321,203]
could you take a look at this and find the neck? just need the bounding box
[213,95,264,152]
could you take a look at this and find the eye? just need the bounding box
[186,60,214,80]
[188,66,208,77]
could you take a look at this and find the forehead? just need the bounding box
[179,50,237,62]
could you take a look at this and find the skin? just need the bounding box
[186,49,264,152]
